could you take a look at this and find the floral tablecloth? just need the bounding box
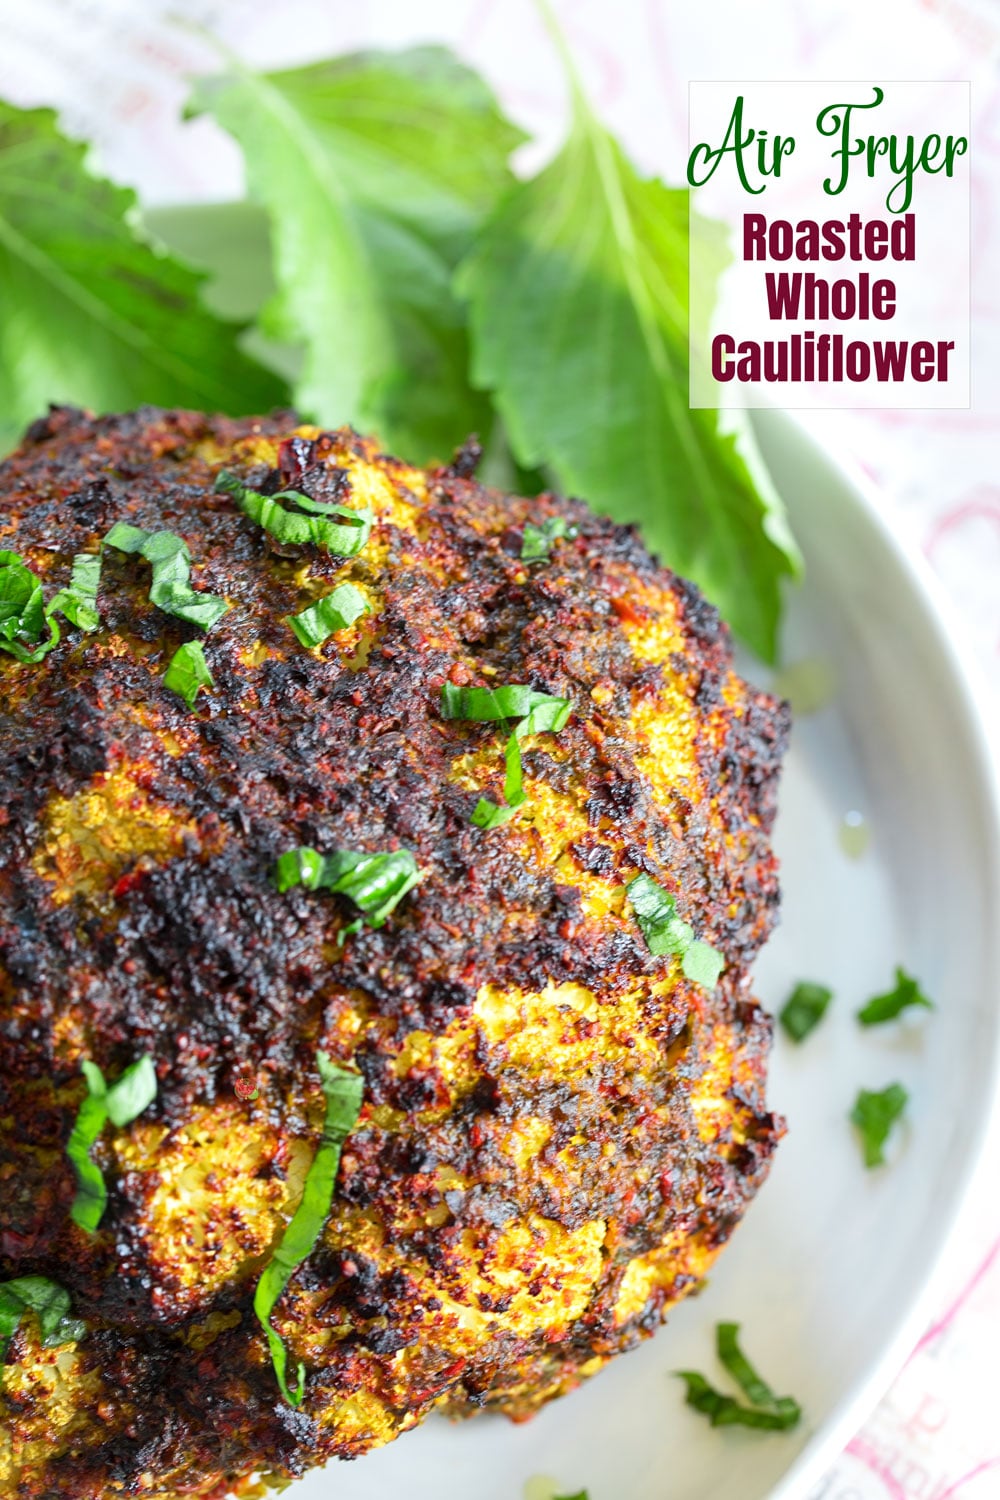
[1,1,998,1495]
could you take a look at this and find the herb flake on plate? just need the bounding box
[857,967,934,1026]
[676,1321,801,1431]
[851,1082,909,1168]
[780,981,834,1042]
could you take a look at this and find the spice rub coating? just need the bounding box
[0,406,789,1497]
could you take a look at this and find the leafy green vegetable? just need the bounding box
[676,1322,801,1432]
[0,550,58,662]
[214,470,373,555]
[48,552,102,632]
[626,873,725,990]
[0,100,287,455]
[189,47,522,462]
[521,515,576,562]
[0,1276,87,1368]
[472,726,527,829]
[857,967,934,1027]
[67,1056,157,1232]
[851,1083,909,1168]
[780,981,834,1043]
[254,1051,363,1405]
[163,640,214,709]
[274,846,422,933]
[455,14,801,660]
[287,582,369,648]
[103,523,229,630]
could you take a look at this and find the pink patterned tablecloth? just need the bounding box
[0,3,997,1495]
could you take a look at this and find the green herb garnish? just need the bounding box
[254,1050,363,1406]
[0,550,59,662]
[0,1276,87,1371]
[626,873,725,991]
[857,967,934,1026]
[103,523,229,630]
[286,582,369,648]
[440,682,572,828]
[48,552,102,632]
[521,516,576,562]
[439,682,570,727]
[780,981,834,1042]
[851,1083,909,1168]
[67,1055,157,1233]
[163,640,214,710]
[214,471,373,556]
[274,846,422,934]
[676,1322,801,1431]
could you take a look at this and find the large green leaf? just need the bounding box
[0,102,288,454]
[189,47,524,464]
[455,94,802,661]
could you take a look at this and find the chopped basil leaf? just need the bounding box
[215,470,373,556]
[163,640,214,710]
[682,939,726,990]
[0,550,60,662]
[716,1323,801,1426]
[626,873,725,991]
[851,1082,908,1168]
[274,846,422,931]
[521,515,576,562]
[103,523,229,630]
[440,681,569,727]
[676,1371,800,1430]
[780,981,833,1043]
[287,582,369,649]
[0,1276,87,1369]
[440,682,571,827]
[67,1056,157,1233]
[48,552,102,632]
[553,1492,590,1500]
[857,967,934,1026]
[254,1051,363,1405]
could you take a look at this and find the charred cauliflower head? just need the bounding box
[0,406,788,1498]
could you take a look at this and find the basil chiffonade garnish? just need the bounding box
[857,967,934,1026]
[851,1082,909,1168]
[676,1322,801,1431]
[163,640,214,710]
[439,682,572,829]
[214,469,373,556]
[254,1051,363,1406]
[779,981,834,1043]
[0,1276,87,1377]
[0,549,101,663]
[625,873,725,991]
[103,523,229,630]
[286,581,370,649]
[275,847,422,937]
[520,515,577,562]
[67,1055,158,1233]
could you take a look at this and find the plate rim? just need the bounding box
[753,406,1000,1500]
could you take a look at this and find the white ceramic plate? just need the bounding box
[246,409,998,1500]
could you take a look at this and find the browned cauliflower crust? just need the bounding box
[0,406,788,1498]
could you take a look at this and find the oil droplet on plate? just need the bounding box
[771,657,836,716]
[839,810,870,859]
[524,1478,560,1500]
